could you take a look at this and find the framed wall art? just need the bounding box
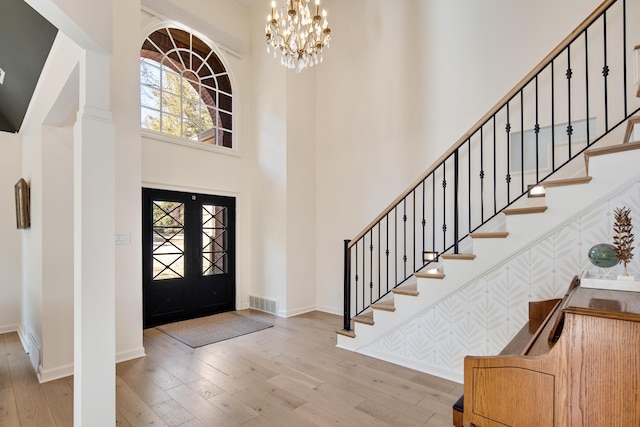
[15,178,30,229]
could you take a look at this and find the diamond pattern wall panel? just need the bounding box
[365,182,640,381]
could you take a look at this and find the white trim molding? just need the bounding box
[141,0,245,57]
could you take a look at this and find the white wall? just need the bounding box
[40,123,74,379]
[246,1,288,314]
[141,1,254,311]
[286,70,317,315]
[314,0,603,314]
[20,33,81,375]
[113,0,144,362]
[0,132,23,332]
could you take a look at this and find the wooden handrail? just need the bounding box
[348,0,617,248]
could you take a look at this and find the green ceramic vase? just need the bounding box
[587,243,619,268]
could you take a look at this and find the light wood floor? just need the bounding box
[0,310,463,426]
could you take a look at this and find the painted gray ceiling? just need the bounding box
[0,0,57,133]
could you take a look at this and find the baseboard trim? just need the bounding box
[116,347,146,364]
[359,347,463,385]
[34,346,147,384]
[314,305,342,316]
[0,324,29,354]
[0,324,19,335]
[38,363,74,383]
[280,304,317,318]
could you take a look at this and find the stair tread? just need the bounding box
[503,206,548,215]
[584,141,640,157]
[371,300,396,312]
[470,231,509,239]
[336,329,355,338]
[441,253,476,260]
[392,284,419,296]
[624,115,640,144]
[353,311,374,325]
[542,176,592,188]
[415,271,445,279]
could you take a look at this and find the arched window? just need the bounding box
[140,27,233,148]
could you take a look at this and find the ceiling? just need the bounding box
[0,0,265,134]
[0,0,57,133]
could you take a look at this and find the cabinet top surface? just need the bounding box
[565,286,640,321]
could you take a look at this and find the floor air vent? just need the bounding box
[28,333,41,372]
[249,296,277,314]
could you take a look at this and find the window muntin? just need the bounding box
[140,28,233,148]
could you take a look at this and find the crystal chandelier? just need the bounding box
[265,0,332,72]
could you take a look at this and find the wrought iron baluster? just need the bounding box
[432,175,436,254]
[369,230,373,304]
[493,115,497,215]
[520,90,525,194]
[343,239,351,331]
[506,104,511,203]
[421,180,426,265]
[386,214,390,292]
[403,199,407,280]
[480,126,485,224]
[468,138,472,233]
[585,29,591,146]
[603,10,610,131]
[442,163,447,251]
[551,60,556,172]
[535,76,540,182]
[377,223,381,298]
[622,0,628,116]
[354,241,359,314]
[454,150,460,254]
[567,45,573,158]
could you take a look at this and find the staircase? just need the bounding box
[338,120,640,382]
[337,0,640,383]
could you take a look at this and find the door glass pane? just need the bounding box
[152,201,185,280]
[202,204,227,276]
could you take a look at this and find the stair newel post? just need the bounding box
[343,239,352,331]
[454,149,460,254]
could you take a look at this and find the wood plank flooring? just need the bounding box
[0,310,462,426]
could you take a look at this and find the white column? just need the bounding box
[73,50,116,427]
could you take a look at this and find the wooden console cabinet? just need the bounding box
[458,277,640,427]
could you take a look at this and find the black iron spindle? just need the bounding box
[442,163,447,251]
[343,239,351,331]
[454,150,460,254]
[468,138,472,233]
[369,230,373,303]
[622,0,628,117]
[520,90,525,194]
[567,45,573,158]
[535,76,540,182]
[603,12,609,131]
[585,29,591,146]
[403,199,407,280]
[480,126,485,223]
[493,116,497,215]
[506,103,511,203]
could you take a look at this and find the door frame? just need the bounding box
[142,187,237,328]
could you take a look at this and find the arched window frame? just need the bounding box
[139,25,236,153]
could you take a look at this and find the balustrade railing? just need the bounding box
[343,0,640,331]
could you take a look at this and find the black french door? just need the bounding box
[142,188,236,328]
